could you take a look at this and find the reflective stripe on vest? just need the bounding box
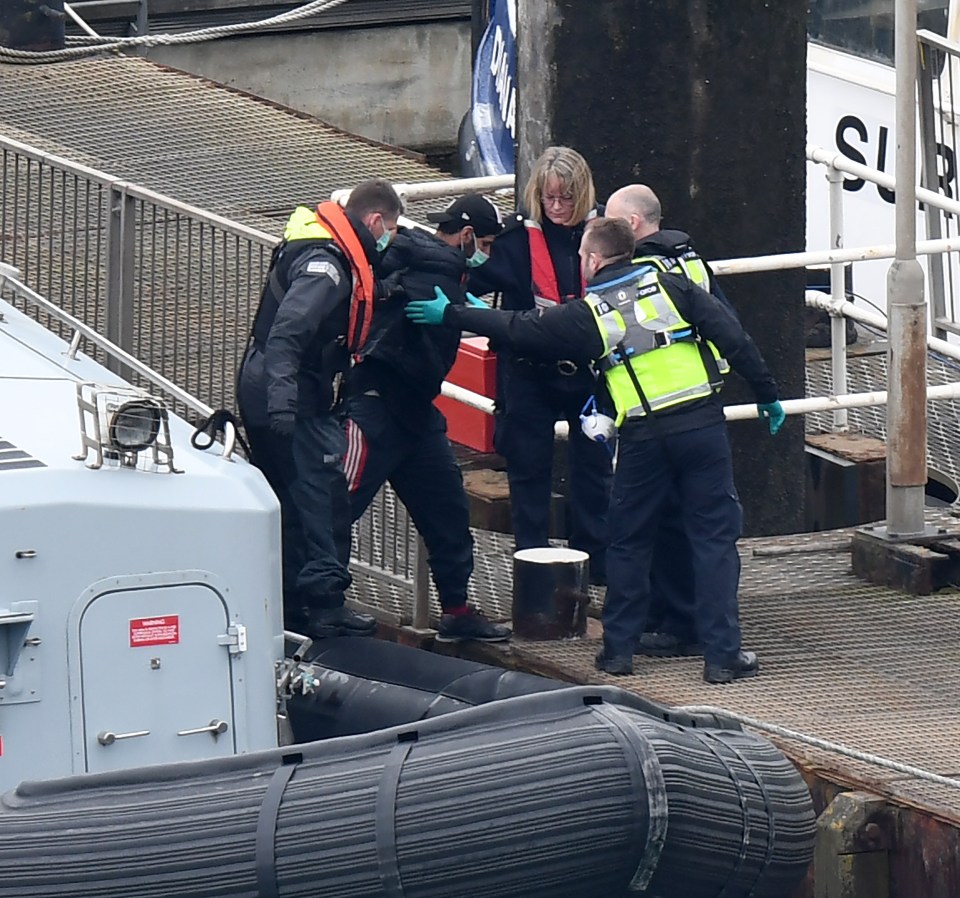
[524,213,593,309]
[313,202,376,356]
[586,266,718,424]
[633,249,711,290]
[632,249,729,376]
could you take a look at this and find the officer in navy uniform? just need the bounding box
[342,194,511,643]
[237,179,403,639]
[606,183,737,659]
[405,216,785,684]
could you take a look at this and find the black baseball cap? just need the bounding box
[426,194,504,237]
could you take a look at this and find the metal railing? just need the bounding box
[6,122,960,628]
[918,27,960,338]
[0,261,240,458]
[0,134,276,420]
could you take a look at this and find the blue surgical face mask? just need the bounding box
[461,233,489,267]
[375,219,392,252]
[467,248,489,268]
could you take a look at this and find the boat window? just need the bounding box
[807,0,949,64]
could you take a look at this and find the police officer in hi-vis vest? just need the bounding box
[405,216,785,685]
[237,179,403,639]
[606,184,738,659]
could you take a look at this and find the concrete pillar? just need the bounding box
[517,1,807,535]
[0,0,65,51]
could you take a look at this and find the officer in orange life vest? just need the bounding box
[237,179,403,639]
[466,147,612,585]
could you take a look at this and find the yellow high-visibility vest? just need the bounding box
[587,265,723,425]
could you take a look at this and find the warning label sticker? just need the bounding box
[129,615,180,647]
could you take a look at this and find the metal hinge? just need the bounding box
[217,623,248,654]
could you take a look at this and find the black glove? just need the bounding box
[269,412,296,437]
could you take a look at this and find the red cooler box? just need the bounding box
[435,335,497,452]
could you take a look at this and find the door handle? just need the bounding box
[98,729,150,746]
[177,718,229,738]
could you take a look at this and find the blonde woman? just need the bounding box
[468,146,611,582]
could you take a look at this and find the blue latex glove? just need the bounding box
[405,286,451,325]
[758,400,785,435]
[465,292,488,308]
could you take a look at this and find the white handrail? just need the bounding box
[331,175,515,209]
[713,234,960,276]
[806,143,960,217]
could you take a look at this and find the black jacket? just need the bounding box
[467,210,592,312]
[350,225,468,417]
[237,211,380,426]
[445,260,778,438]
[467,210,599,395]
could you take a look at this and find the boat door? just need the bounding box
[78,582,237,774]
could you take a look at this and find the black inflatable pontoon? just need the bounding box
[1,686,813,898]
[0,640,816,898]
[286,636,742,742]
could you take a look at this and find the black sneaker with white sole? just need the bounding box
[436,609,512,643]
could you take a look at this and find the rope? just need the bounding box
[0,0,352,63]
[679,704,960,791]
[191,408,250,460]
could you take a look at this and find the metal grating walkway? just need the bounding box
[463,518,960,823]
[0,56,467,232]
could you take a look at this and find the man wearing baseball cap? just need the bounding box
[341,194,511,643]
[426,194,504,266]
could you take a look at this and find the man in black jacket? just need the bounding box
[237,179,402,639]
[406,217,785,683]
[343,194,511,643]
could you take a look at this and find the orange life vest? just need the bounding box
[314,201,376,356]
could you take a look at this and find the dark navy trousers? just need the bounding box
[602,421,744,665]
[648,496,698,641]
[242,424,305,611]
[290,413,353,608]
[243,413,352,612]
[494,359,612,576]
[344,394,474,610]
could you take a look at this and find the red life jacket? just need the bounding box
[524,217,589,308]
[313,201,376,356]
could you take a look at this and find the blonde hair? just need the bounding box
[523,146,596,226]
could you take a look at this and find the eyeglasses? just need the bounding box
[543,193,575,207]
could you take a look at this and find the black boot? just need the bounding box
[636,631,703,657]
[703,650,759,684]
[594,647,634,675]
[304,605,377,639]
